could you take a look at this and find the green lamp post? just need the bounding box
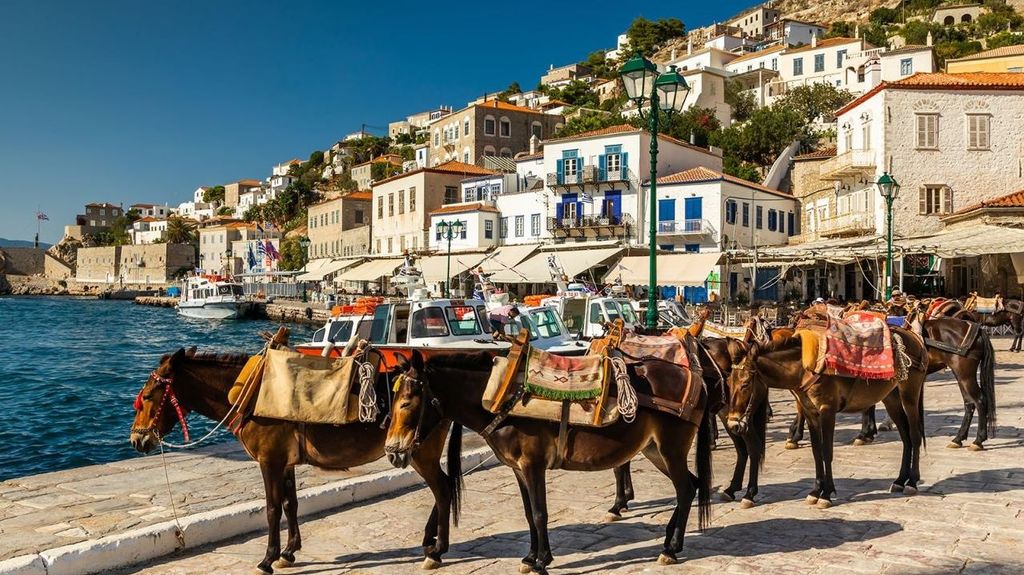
[298,236,310,302]
[876,172,900,301]
[619,55,690,329]
[436,219,465,299]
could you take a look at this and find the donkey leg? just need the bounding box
[651,438,698,564]
[521,465,553,574]
[256,462,286,575]
[513,470,539,573]
[902,379,926,493]
[607,463,631,520]
[816,406,837,508]
[410,427,452,568]
[276,468,301,568]
[881,390,912,492]
[741,427,764,508]
[805,415,825,504]
[721,426,748,502]
[854,405,877,445]
[786,410,804,449]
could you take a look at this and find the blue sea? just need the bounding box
[0,296,314,481]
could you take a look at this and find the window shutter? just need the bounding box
[919,187,927,215]
[555,202,564,221]
[943,186,953,214]
[598,154,607,181]
[621,152,629,177]
[556,159,564,184]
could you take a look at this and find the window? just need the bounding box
[499,118,511,137]
[400,236,406,251]
[500,147,513,158]
[725,200,737,225]
[967,114,990,150]
[388,193,394,216]
[460,225,467,239]
[387,237,393,253]
[771,58,778,71]
[793,57,803,76]
[433,130,439,146]
[376,239,381,253]
[355,209,364,224]
[836,49,846,68]
[484,116,496,135]
[411,308,450,338]
[435,226,442,241]
[464,119,470,136]
[500,217,508,238]
[900,58,913,76]
[564,201,578,221]
[767,209,778,232]
[742,202,750,227]
[446,306,482,336]
[814,53,824,72]
[377,198,383,218]
[788,211,795,236]
[606,152,621,174]
[409,187,416,212]
[444,186,458,205]
[916,114,938,149]
[531,122,543,139]
[844,127,853,152]
[862,123,871,150]
[463,150,470,163]
[398,191,405,214]
[919,185,952,215]
[563,157,579,177]
[756,205,763,229]
[484,220,493,239]
[531,309,562,338]
[515,215,524,237]
[531,213,541,236]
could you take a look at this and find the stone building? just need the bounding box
[306,191,372,259]
[223,180,263,208]
[75,244,194,284]
[64,203,123,241]
[426,99,563,166]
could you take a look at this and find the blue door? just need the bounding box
[753,269,778,301]
[658,199,676,221]
[684,197,702,233]
[603,191,622,223]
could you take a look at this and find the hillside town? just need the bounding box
[6,0,1024,305]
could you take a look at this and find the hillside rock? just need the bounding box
[48,235,87,270]
[772,0,901,26]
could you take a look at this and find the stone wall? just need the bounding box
[119,244,196,285]
[76,246,121,282]
[0,247,45,275]
[789,157,834,243]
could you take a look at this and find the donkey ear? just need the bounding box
[749,341,762,358]
[395,354,410,372]
[169,348,188,365]
[410,350,425,371]
[185,346,197,357]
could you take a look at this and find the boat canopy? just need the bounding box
[477,244,539,276]
[417,252,491,283]
[296,258,362,282]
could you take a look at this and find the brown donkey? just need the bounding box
[384,350,714,574]
[129,347,460,575]
[725,330,928,508]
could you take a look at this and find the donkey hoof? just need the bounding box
[805,494,819,505]
[816,498,833,509]
[657,553,678,565]
[719,491,735,502]
[740,498,755,509]
[519,562,534,574]
[968,443,985,452]
[904,485,919,496]
[422,557,443,570]
[852,438,865,446]
[889,483,904,493]
[947,441,963,449]
[273,557,294,569]
[602,512,622,523]
[785,441,800,450]
[254,567,273,575]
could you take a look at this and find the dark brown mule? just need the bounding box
[385,350,714,574]
[129,347,461,575]
[954,301,1024,352]
[725,329,929,508]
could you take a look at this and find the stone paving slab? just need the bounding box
[114,348,1024,575]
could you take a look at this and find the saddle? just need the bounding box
[796,311,896,380]
[966,294,1003,314]
[924,320,981,358]
[618,332,691,366]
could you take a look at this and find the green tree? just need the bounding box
[710,104,804,167]
[346,137,391,164]
[722,157,762,183]
[278,237,306,271]
[777,83,854,124]
[554,113,624,138]
[546,79,599,108]
[624,16,686,57]
[934,40,984,66]
[165,216,198,245]
[583,49,618,80]
[371,161,402,181]
[217,205,234,216]
[725,80,756,123]
[202,185,225,204]
[497,81,522,101]
[659,107,722,148]
[826,21,855,38]
[986,31,1024,48]
[861,23,890,48]
[870,7,901,26]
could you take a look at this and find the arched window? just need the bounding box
[484,115,496,136]
[531,121,543,139]
[944,15,954,25]
[961,14,972,23]
[483,145,496,157]
[499,116,511,138]
[500,147,513,158]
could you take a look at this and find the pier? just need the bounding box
[132,296,331,326]
[133,296,177,308]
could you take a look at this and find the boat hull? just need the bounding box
[177,302,248,320]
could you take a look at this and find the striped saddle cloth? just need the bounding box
[617,333,690,367]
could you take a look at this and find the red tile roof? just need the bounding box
[429,202,500,216]
[951,189,1024,215]
[948,44,1024,63]
[474,99,550,115]
[235,179,263,187]
[372,160,498,187]
[728,44,786,65]
[548,123,720,158]
[836,72,1024,116]
[793,147,837,161]
[343,190,373,201]
[656,166,796,200]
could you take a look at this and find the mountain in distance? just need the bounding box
[0,238,52,249]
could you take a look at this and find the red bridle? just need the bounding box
[133,372,191,443]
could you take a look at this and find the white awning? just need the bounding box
[417,252,491,283]
[490,247,624,283]
[296,258,361,282]
[603,253,721,286]
[295,258,331,281]
[335,258,403,283]
[896,224,1024,258]
[478,244,539,275]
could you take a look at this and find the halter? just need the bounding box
[384,373,442,456]
[727,362,760,433]
[132,371,191,443]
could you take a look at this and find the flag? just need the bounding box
[256,240,266,258]
[247,243,257,270]
[265,240,281,261]
[36,212,49,221]
[256,222,265,235]
[581,192,593,205]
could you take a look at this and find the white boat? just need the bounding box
[176,276,252,320]
[540,284,639,340]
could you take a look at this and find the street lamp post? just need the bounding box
[619,56,690,329]
[299,236,311,302]
[875,172,901,301]
[436,219,465,298]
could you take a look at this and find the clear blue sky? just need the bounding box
[0,0,750,244]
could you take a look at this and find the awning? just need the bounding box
[335,258,403,283]
[295,258,331,281]
[896,224,1024,258]
[490,247,623,283]
[296,258,361,282]
[603,253,721,286]
[477,244,539,275]
[417,252,491,283]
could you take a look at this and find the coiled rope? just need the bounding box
[609,356,638,423]
[356,360,379,423]
[892,332,912,384]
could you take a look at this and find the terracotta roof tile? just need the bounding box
[372,160,498,187]
[343,190,373,201]
[547,124,637,142]
[728,44,786,65]
[784,37,864,55]
[656,166,796,200]
[429,202,500,216]
[473,99,549,115]
[836,72,1024,117]
[951,189,1024,215]
[793,147,837,161]
[949,44,1024,62]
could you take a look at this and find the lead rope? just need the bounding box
[609,356,637,423]
[356,360,379,423]
[157,441,187,548]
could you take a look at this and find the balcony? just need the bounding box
[656,219,716,237]
[548,214,634,240]
[546,166,635,189]
[819,149,877,180]
[818,212,876,238]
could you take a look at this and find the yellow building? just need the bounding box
[947,45,1024,73]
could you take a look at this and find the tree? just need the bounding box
[624,16,686,57]
[583,49,618,80]
[545,79,599,108]
[722,157,762,183]
[660,106,722,148]
[986,31,1024,49]
[826,21,855,38]
[554,113,624,138]
[934,40,984,66]
[165,216,198,245]
[371,161,402,182]
[346,137,391,164]
[870,7,901,26]
[777,83,854,124]
[497,81,522,101]
[202,185,225,204]
[278,237,306,271]
[709,104,804,167]
[725,80,756,123]
[217,206,234,216]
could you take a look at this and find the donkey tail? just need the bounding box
[696,391,714,531]
[979,329,997,437]
[446,422,464,526]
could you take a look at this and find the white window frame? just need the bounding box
[484,115,496,136]
[531,213,541,236]
[606,153,621,174]
[515,215,524,237]
[919,184,952,215]
[967,114,991,150]
[915,113,938,150]
[499,117,511,138]
[563,157,579,177]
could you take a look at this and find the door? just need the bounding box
[753,269,778,301]
[603,191,622,223]
[684,197,702,232]
[658,199,676,233]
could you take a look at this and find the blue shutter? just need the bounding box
[621,152,629,178]
[658,199,675,222]
[598,154,607,182]
[556,159,564,185]
[684,197,702,221]
[555,202,564,221]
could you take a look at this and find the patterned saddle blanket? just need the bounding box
[967,296,1003,314]
[798,312,895,380]
[617,333,690,367]
[524,347,606,401]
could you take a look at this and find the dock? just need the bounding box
[133,296,332,326]
[133,296,178,308]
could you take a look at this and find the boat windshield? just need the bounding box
[603,301,623,322]
[616,300,638,324]
[217,285,241,296]
[446,305,482,336]
[327,320,354,343]
[531,309,563,338]
[411,307,450,339]
[507,315,539,340]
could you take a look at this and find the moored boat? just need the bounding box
[176,275,252,320]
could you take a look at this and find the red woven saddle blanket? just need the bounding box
[824,311,895,380]
[617,333,690,367]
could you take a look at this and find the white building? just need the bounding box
[728,5,780,38]
[268,159,300,201]
[764,19,826,47]
[129,203,171,219]
[427,203,501,252]
[176,187,217,222]
[130,218,169,245]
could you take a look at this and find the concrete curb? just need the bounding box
[0,446,497,575]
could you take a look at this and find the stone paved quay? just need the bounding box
[114,345,1024,575]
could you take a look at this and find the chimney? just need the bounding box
[811,34,817,48]
[855,24,860,39]
[529,135,540,155]
[926,31,933,47]
[687,38,693,54]
[671,48,677,61]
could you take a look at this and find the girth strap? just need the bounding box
[550,400,571,470]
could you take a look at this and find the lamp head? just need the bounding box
[619,55,657,103]
[654,65,689,114]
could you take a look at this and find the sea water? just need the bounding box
[0,296,314,481]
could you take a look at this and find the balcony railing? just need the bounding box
[548,214,634,238]
[546,166,635,187]
[819,149,877,180]
[656,219,716,237]
[817,212,876,238]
